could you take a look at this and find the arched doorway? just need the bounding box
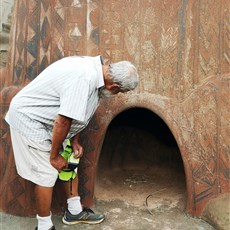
[95,108,186,211]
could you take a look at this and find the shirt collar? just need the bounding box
[100,56,104,65]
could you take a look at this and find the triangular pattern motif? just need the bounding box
[14,0,27,83]
[52,0,66,61]
[41,16,51,52]
[39,0,52,74]
[25,0,40,81]
[41,0,50,12]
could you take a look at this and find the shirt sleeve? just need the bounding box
[59,78,90,122]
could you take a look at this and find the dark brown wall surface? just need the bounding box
[0,0,229,217]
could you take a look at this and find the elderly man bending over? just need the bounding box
[5,55,139,230]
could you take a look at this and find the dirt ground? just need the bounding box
[92,164,215,230]
[96,164,186,211]
[0,166,215,230]
[0,165,215,230]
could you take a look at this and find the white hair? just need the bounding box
[109,61,139,92]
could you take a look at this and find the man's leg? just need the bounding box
[62,174,105,225]
[35,185,54,230]
[63,175,83,215]
[35,185,53,216]
[9,128,56,229]
[63,174,79,198]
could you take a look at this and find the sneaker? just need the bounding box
[35,226,55,230]
[62,207,105,225]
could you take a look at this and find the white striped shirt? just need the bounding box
[5,56,104,142]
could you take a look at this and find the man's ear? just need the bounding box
[109,83,121,94]
[107,83,119,90]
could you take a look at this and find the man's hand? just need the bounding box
[50,155,67,172]
[72,143,84,158]
[71,133,84,158]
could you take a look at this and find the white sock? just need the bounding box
[36,212,53,230]
[67,196,83,215]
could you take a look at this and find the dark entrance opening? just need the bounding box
[96,108,186,211]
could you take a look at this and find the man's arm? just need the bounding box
[50,114,72,172]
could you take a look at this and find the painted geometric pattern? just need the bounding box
[39,0,52,73]
[191,0,230,205]
[1,0,229,215]
[222,0,230,73]
[0,105,12,178]
[192,88,218,205]
[7,0,91,209]
[197,0,220,80]
[25,0,40,81]
[13,0,27,85]
[13,0,89,83]
[219,77,230,192]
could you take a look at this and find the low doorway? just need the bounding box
[95,108,186,211]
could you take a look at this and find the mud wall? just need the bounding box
[0,0,229,217]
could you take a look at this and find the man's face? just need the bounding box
[99,84,123,98]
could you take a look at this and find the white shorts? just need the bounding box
[10,128,58,187]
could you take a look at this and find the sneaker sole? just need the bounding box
[62,217,105,225]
